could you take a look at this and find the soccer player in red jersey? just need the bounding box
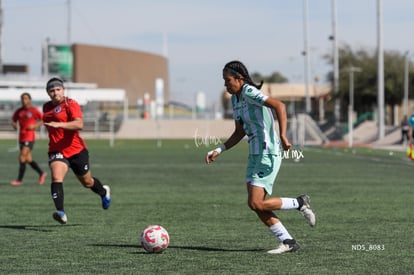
[43,77,111,224]
[11,93,47,186]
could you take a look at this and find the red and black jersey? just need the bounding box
[43,97,87,158]
[12,106,43,142]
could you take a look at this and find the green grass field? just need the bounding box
[0,139,412,274]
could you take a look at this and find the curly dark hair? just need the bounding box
[223,60,263,90]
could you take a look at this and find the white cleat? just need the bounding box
[298,194,316,227]
[267,239,300,254]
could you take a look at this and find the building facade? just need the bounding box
[72,43,169,107]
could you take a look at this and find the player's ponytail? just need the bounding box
[223,60,263,90]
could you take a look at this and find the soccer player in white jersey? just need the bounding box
[205,60,316,254]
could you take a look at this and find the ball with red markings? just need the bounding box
[140,225,170,253]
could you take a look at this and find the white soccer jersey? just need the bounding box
[231,84,281,155]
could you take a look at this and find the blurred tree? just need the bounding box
[324,44,414,120]
[252,71,288,84]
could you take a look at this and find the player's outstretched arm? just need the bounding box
[205,121,245,164]
[44,117,84,130]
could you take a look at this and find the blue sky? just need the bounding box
[2,0,414,106]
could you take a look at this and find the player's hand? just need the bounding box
[206,144,226,164]
[205,150,219,164]
[280,135,292,151]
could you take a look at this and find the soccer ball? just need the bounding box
[140,225,170,253]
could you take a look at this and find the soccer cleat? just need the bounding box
[39,172,47,185]
[102,185,111,210]
[53,210,67,224]
[267,239,300,254]
[10,180,23,186]
[298,194,316,227]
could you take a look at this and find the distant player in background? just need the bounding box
[43,77,111,225]
[11,92,47,186]
[205,61,316,254]
[408,113,414,143]
[407,113,414,160]
[400,115,409,145]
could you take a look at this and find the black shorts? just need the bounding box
[48,149,90,176]
[19,141,34,150]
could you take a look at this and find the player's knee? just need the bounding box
[248,200,264,211]
[82,182,93,188]
[80,177,94,188]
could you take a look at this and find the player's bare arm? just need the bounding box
[205,120,245,164]
[264,97,291,151]
[44,117,84,130]
[27,120,44,130]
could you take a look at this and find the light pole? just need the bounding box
[331,0,340,134]
[303,0,311,114]
[67,0,71,44]
[348,66,362,148]
[403,51,411,117]
[0,0,3,75]
[377,0,385,140]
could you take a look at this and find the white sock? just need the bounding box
[269,221,293,242]
[280,198,299,210]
